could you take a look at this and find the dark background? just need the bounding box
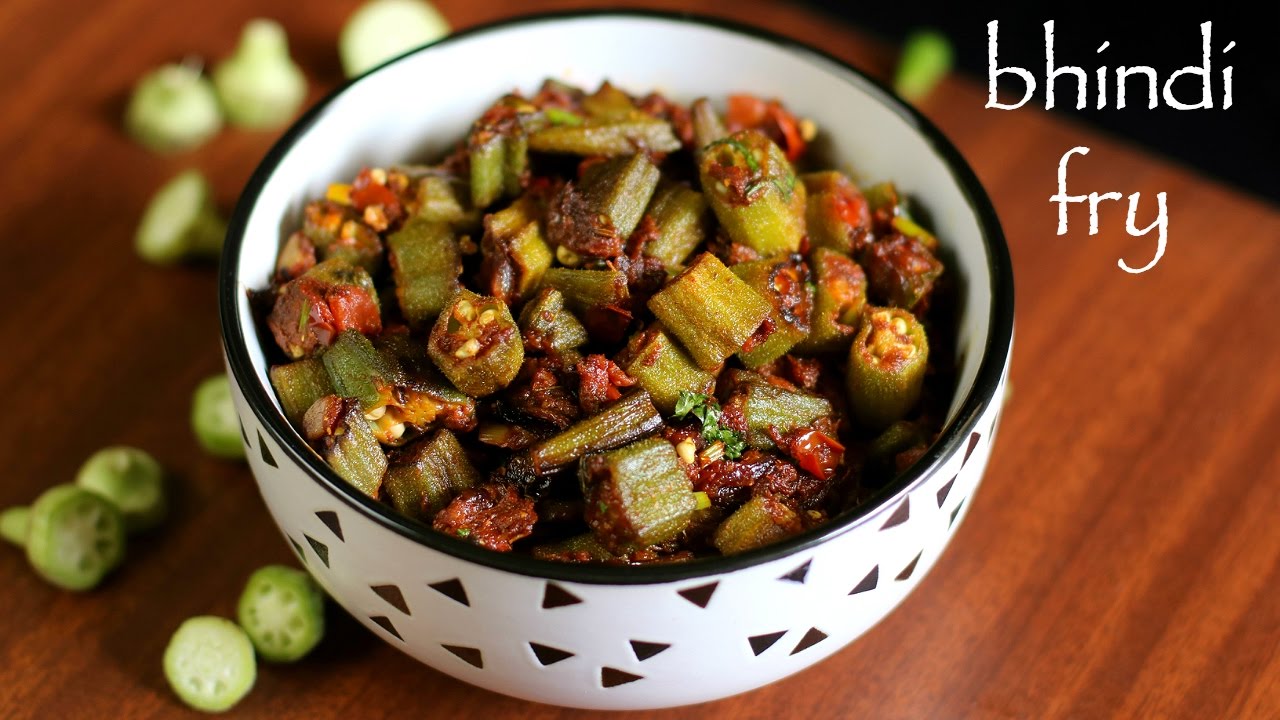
[802,2,1278,202]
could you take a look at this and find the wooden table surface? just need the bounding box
[2,0,1277,718]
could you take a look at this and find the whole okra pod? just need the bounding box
[846,306,929,430]
[581,437,697,552]
[646,252,772,371]
[428,289,524,398]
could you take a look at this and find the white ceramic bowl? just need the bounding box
[219,11,1013,710]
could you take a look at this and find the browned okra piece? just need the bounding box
[581,437,697,552]
[269,357,334,427]
[732,254,814,368]
[478,194,553,304]
[302,395,387,498]
[547,154,660,258]
[521,390,663,476]
[861,233,943,311]
[517,286,588,357]
[794,247,867,354]
[723,373,833,449]
[383,429,479,521]
[267,258,382,360]
[646,252,772,371]
[802,171,871,256]
[300,199,384,274]
[427,289,524,397]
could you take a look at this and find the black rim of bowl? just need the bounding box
[219,9,1015,585]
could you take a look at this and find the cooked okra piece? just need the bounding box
[712,495,802,555]
[302,395,387,498]
[387,218,462,326]
[325,329,478,444]
[504,131,530,197]
[267,258,381,359]
[548,154,660,258]
[802,171,871,255]
[301,200,384,274]
[518,287,588,355]
[619,325,715,415]
[470,135,505,209]
[795,247,867,354]
[479,194,553,303]
[698,130,806,255]
[690,97,728,150]
[640,182,708,270]
[383,429,479,521]
[528,118,681,156]
[269,357,334,426]
[846,306,929,429]
[428,289,524,397]
[581,437,696,552]
[732,254,814,368]
[468,96,537,208]
[646,252,772,371]
[524,390,663,475]
[580,81,638,121]
[540,267,632,342]
[866,420,929,475]
[728,376,833,449]
[410,173,469,224]
[861,233,943,311]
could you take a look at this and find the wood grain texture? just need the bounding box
[1,1,1277,718]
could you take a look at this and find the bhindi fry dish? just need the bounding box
[256,80,954,563]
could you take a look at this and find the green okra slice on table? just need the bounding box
[387,218,462,326]
[698,130,806,256]
[479,194,553,304]
[427,289,524,397]
[384,429,479,521]
[618,325,715,415]
[302,395,387,498]
[794,247,867,354]
[646,252,772,371]
[712,495,803,555]
[269,357,334,427]
[581,437,697,552]
[547,154,660,258]
[732,254,815,368]
[724,373,833,449]
[639,182,708,271]
[802,171,871,256]
[521,390,664,476]
[518,286,588,357]
[846,306,929,430]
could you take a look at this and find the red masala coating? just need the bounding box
[267,275,381,359]
[432,483,537,552]
[575,354,636,414]
[545,181,624,258]
[862,233,943,310]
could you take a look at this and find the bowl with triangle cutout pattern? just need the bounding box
[218,10,1014,710]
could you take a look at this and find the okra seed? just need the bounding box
[364,406,386,421]
[387,423,406,440]
[892,317,908,335]
[454,338,481,358]
[369,168,387,185]
[455,300,476,321]
[555,245,581,266]
[477,309,497,325]
[799,118,817,141]
[676,438,697,465]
